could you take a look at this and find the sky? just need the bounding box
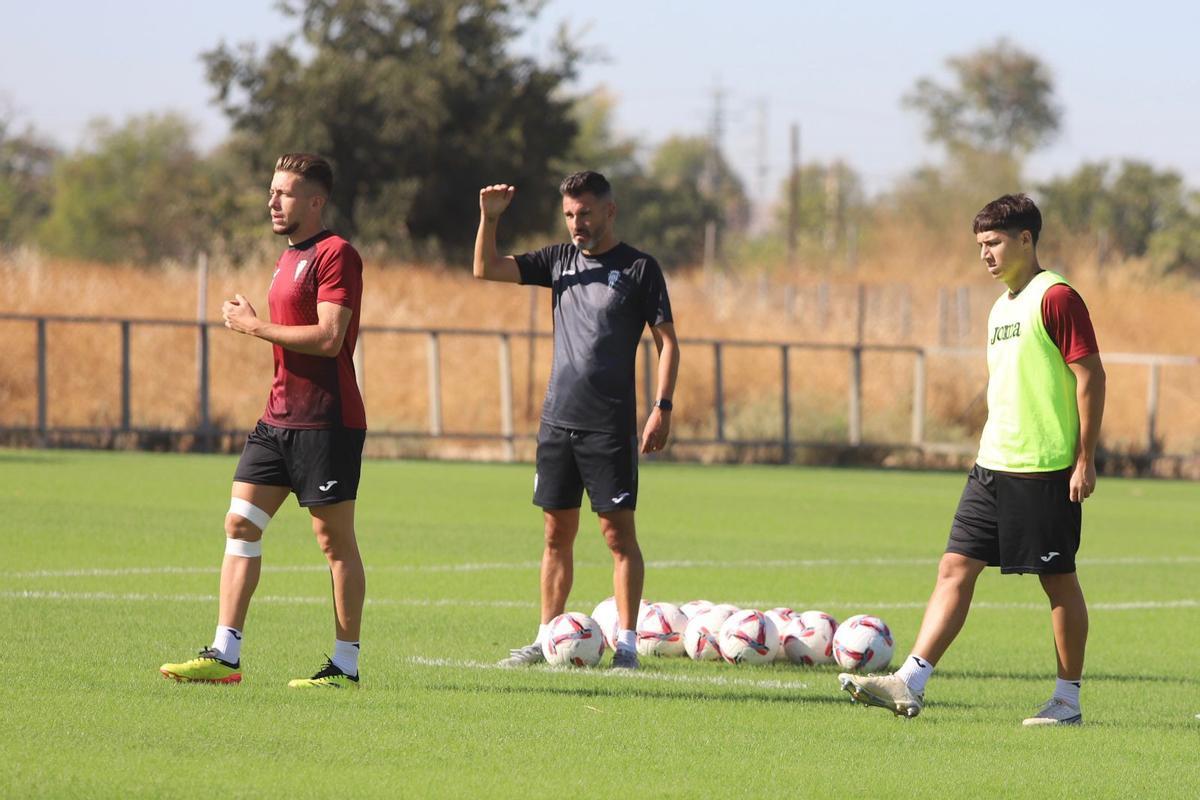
[3,1,1198,210]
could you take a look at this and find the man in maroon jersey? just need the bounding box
[160,153,367,689]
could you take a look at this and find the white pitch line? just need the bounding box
[2,590,1195,613]
[731,599,1200,612]
[0,590,536,609]
[5,554,1198,580]
[405,656,811,691]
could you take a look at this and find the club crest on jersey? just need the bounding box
[293,259,309,281]
[607,270,620,289]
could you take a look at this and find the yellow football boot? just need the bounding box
[160,648,241,684]
[287,657,359,689]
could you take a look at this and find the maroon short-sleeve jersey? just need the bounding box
[1041,283,1099,364]
[262,230,366,430]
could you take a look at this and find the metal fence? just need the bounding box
[1,312,1196,463]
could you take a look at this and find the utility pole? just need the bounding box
[824,163,841,252]
[702,83,725,273]
[754,97,769,231]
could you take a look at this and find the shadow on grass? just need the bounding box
[0,452,66,464]
[937,668,1198,685]
[421,679,978,710]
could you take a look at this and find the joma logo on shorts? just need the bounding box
[990,322,1021,344]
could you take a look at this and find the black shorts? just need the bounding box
[533,423,638,513]
[233,420,365,507]
[946,464,1081,574]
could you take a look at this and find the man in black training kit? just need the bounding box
[474,171,680,670]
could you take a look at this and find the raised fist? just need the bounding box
[480,184,516,220]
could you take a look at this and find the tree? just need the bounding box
[905,39,1061,158]
[0,111,58,247]
[1036,162,1113,238]
[619,136,749,268]
[203,0,579,257]
[38,114,210,263]
[1038,159,1200,274]
[554,95,750,268]
[773,160,865,254]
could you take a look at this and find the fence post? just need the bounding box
[197,322,211,451]
[713,342,725,442]
[499,334,515,462]
[120,320,131,432]
[937,287,949,346]
[855,283,867,344]
[780,344,791,463]
[848,346,862,446]
[36,318,47,447]
[911,349,926,446]
[427,332,443,436]
[1146,361,1161,455]
[956,286,971,342]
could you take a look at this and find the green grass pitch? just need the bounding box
[3,449,1199,798]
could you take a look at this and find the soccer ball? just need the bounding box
[718,610,780,665]
[591,596,649,650]
[832,614,894,672]
[709,603,740,617]
[764,607,798,661]
[780,610,838,666]
[591,597,619,649]
[684,606,736,661]
[680,600,714,620]
[636,602,689,657]
[541,612,605,667]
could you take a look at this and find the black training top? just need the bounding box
[516,242,673,435]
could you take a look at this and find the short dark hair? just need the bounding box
[973,193,1042,245]
[275,152,333,197]
[559,170,612,200]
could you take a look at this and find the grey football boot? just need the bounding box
[838,672,925,718]
[498,642,545,667]
[1022,698,1082,726]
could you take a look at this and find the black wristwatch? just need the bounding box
[654,399,673,411]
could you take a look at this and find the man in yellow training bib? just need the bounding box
[839,194,1106,725]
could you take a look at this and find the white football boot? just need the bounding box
[498,642,545,667]
[1022,698,1083,726]
[838,672,924,718]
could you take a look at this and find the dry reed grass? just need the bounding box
[1,245,1197,458]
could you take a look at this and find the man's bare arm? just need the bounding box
[640,322,680,454]
[223,296,353,358]
[1068,353,1106,502]
[474,184,521,283]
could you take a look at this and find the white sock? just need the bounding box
[616,628,636,652]
[895,654,934,693]
[331,640,360,676]
[536,623,551,645]
[211,626,242,664]
[1054,677,1081,707]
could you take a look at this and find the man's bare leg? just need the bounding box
[839,552,986,716]
[310,500,365,643]
[218,482,290,632]
[160,482,289,682]
[499,508,579,667]
[909,552,988,666]
[540,508,580,624]
[599,509,643,666]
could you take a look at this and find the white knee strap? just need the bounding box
[225,537,262,558]
[226,498,269,558]
[229,498,272,532]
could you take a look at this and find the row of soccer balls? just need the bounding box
[543,598,895,671]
